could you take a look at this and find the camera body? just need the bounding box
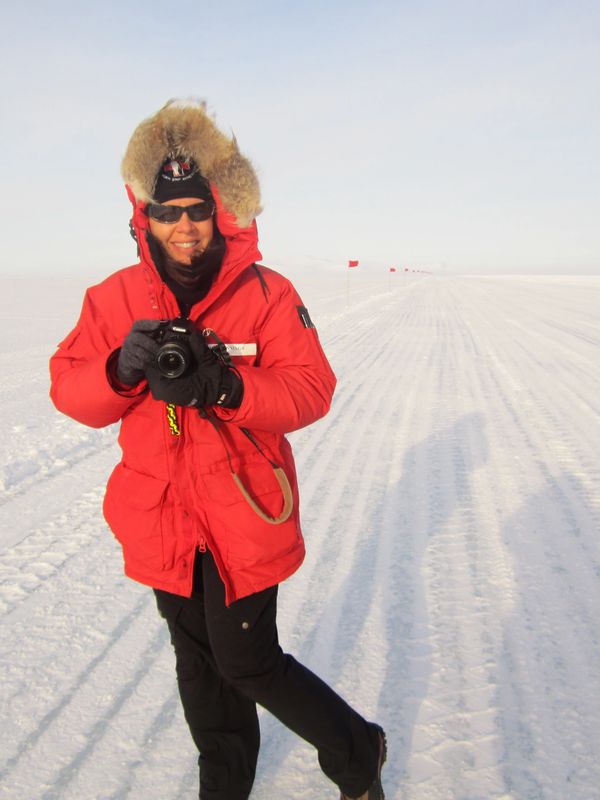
[151,318,195,379]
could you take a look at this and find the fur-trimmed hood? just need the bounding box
[121,100,261,228]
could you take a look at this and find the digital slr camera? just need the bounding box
[151,318,195,379]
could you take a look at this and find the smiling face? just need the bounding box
[147,197,214,266]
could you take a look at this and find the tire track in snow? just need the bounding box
[0,420,116,508]
[1,543,188,800]
[387,288,510,799]
[37,621,170,800]
[461,280,600,580]
[0,487,110,616]
[1,588,150,786]
[428,279,600,798]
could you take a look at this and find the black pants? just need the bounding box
[154,550,380,799]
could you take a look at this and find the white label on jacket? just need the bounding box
[207,343,257,357]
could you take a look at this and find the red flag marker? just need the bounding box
[346,260,359,306]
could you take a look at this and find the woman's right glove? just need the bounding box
[145,327,243,408]
[116,319,162,386]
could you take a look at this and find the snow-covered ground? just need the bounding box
[1,272,600,800]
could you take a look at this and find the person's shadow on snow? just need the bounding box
[258,411,489,797]
[491,470,600,799]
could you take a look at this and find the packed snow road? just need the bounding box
[1,273,599,800]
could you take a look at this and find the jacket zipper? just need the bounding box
[176,406,210,556]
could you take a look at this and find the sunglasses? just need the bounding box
[146,201,215,224]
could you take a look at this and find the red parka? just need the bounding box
[50,188,336,604]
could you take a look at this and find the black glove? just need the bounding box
[116,319,162,386]
[146,327,243,408]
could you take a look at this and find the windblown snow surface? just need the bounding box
[1,272,599,800]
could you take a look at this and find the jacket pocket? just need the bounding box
[103,463,169,571]
[201,460,301,568]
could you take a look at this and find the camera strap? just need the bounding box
[202,327,232,366]
[199,410,294,526]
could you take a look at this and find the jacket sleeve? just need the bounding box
[214,280,336,433]
[49,289,144,428]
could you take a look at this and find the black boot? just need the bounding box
[340,726,387,800]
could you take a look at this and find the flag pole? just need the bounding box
[388,266,397,292]
[346,260,359,308]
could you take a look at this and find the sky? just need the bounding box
[1,0,599,277]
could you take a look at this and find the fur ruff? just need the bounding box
[121,100,261,228]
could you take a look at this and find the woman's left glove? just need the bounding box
[116,319,162,386]
[145,328,243,409]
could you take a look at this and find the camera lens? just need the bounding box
[156,344,188,379]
